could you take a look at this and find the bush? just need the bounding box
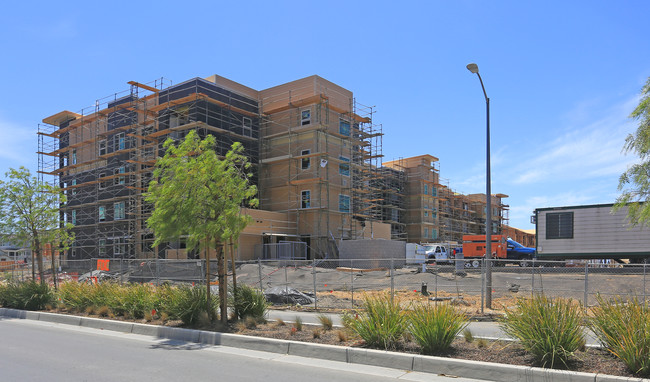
[121,283,156,319]
[590,295,650,377]
[231,284,268,321]
[58,281,95,312]
[500,295,584,368]
[0,282,53,310]
[348,294,407,350]
[317,314,334,331]
[163,285,218,326]
[408,303,468,355]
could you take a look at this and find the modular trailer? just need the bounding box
[534,203,650,263]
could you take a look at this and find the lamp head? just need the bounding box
[466,63,479,74]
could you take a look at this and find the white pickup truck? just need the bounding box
[422,244,451,264]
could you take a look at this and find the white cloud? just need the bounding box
[507,95,639,186]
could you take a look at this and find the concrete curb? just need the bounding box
[1,308,647,382]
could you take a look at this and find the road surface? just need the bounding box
[0,318,489,382]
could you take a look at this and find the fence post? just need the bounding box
[531,259,535,297]
[284,262,289,300]
[155,258,160,286]
[390,258,394,305]
[643,261,648,305]
[584,262,589,311]
[481,259,485,314]
[350,259,354,309]
[258,258,263,294]
[312,259,317,311]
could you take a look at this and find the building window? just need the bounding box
[546,212,574,239]
[71,179,77,195]
[301,149,311,170]
[431,229,438,240]
[243,117,252,137]
[339,194,350,213]
[339,156,350,176]
[99,140,107,156]
[424,227,429,238]
[424,184,428,195]
[99,173,106,189]
[432,187,437,196]
[114,237,126,256]
[116,133,125,151]
[301,109,311,126]
[339,119,350,136]
[99,239,106,257]
[71,210,77,225]
[301,190,311,209]
[114,202,125,220]
[114,167,126,185]
[72,149,77,165]
[99,206,106,222]
[424,211,428,217]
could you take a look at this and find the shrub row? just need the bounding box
[345,293,649,377]
[343,294,468,354]
[1,281,267,327]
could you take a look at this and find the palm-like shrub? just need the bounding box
[590,295,650,377]
[408,303,468,355]
[348,294,407,350]
[231,284,268,320]
[164,285,218,326]
[500,295,584,368]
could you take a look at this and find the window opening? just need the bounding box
[301,190,311,209]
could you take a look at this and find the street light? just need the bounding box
[466,62,493,309]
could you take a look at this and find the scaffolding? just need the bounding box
[436,180,510,243]
[258,77,384,259]
[38,77,263,260]
[376,159,407,240]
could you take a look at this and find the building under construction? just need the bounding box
[38,75,388,261]
[38,74,510,261]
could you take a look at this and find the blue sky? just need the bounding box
[1,1,648,230]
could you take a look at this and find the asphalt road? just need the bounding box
[0,318,489,382]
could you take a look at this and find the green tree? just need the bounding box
[146,131,258,324]
[615,77,650,225]
[0,167,74,285]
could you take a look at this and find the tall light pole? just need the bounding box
[466,62,492,309]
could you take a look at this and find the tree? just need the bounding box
[146,131,258,324]
[0,167,74,285]
[615,77,650,225]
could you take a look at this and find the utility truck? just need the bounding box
[534,203,650,263]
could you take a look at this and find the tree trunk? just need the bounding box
[216,243,228,324]
[34,235,45,285]
[30,242,35,281]
[204,242,211,321]
[51,247,57,289]
[229,240,238,319]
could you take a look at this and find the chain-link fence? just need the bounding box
[2,257,647,312]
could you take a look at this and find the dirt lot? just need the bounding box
[235,263,649,313]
